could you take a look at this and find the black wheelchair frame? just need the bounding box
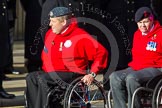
[152,78,162,108]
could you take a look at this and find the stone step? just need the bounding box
[0,96,25,107]
[0,73,27,107]
[0,41,26,107]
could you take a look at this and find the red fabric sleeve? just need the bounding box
[82,36,108,74]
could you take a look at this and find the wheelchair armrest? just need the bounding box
[146,74,162,89]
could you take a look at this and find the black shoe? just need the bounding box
[12,70,21,75]
[0,91,15,99]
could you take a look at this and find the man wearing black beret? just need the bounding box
[109,7,162,108]
[25,6,108,108]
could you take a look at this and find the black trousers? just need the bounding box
[26,71,81,108]
[0,68,5,91]
[0,69,3,91]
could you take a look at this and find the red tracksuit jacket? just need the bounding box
[41,20,108,74]
[128,21,162,70]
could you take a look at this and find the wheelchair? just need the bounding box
[45,76,109,108]
[131,74,162,108]
[108,74,162,108]
[152,78,162,108]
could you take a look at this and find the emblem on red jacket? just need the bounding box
[64,40,72,48]
[43,46,48,53]
[146,41,157,51]
[151,34,157,40]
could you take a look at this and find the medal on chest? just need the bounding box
[146,41,157,51]
[59,42,63,51]
[58,40,72,51]
[151,34,157,40]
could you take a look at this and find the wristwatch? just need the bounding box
[90,72,96,78]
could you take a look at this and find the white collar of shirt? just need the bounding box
[61,27,69,34]
[142,24,154,36]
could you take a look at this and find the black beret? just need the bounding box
[49,7,72,18]
[135,7,153,22]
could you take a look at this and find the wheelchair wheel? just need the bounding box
[63,76,108,108]
[152,79,162,108]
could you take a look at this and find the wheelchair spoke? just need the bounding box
[73,89,86,103]
[90,89,99,102]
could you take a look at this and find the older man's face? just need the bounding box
[137,17,154,34]
[49,17,66,34]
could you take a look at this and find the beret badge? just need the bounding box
[49,11,54,17]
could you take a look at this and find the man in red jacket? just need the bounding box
[109,7,162,108]
[25,6,108,108]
